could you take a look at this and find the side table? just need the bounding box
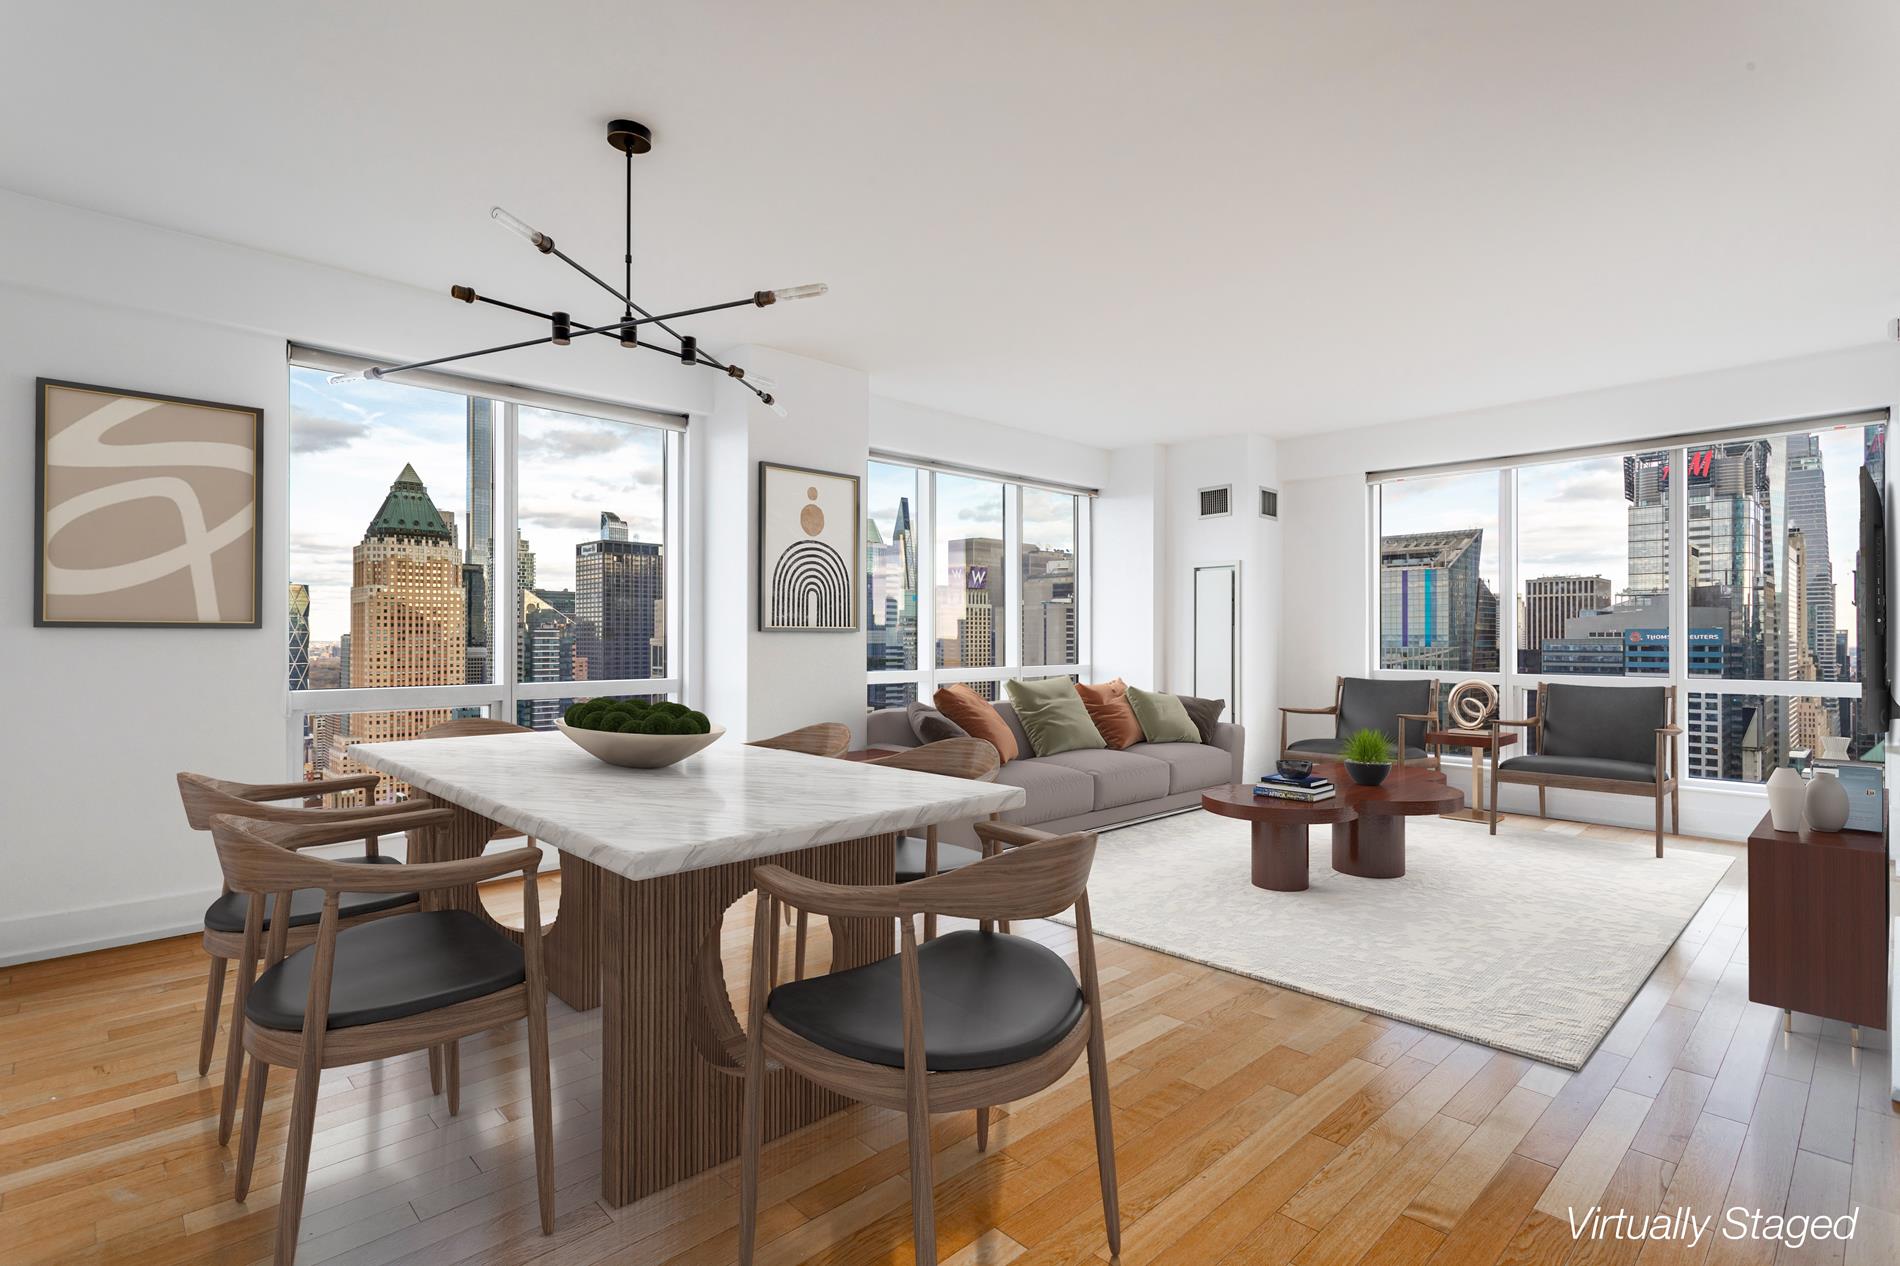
[1423,728,1518,829]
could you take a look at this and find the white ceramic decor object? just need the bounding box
[1766,765,1806,831]
[1819,734,1851,761]
[1804,768,1850,832]
[555,720,727,769]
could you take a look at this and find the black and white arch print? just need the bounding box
[758,461,860,632]
[770,538,852,628]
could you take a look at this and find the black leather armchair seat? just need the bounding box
[1496,754,1655,783]
[1287,736,1432,762]
[203,855,415,933]
[1490,682,1680,856]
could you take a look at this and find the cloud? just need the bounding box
[290,412,372,454]
[521,426,630,460]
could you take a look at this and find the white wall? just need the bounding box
[870,396,1110,490]
[1092,445,1167,689]
[1276,341,1900,840]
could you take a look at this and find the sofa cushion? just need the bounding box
[1541,684,1668,767]
[1075,678,1143,749]
[934,684,1018,763]
[906,699,968,745]
[1037,748,1172,810]
[1134,741,1234,794]
[993,757,1096,824]
[1337,677,1435,751]
[1006,676,1107,757]
[1287,736,1431,762]
[1177,695,1227,745]
[1126,687,1201,745]
[1498,753,1657,784]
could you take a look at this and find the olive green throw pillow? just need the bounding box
[1005,677,1107,757]
[1127,686,1202,744]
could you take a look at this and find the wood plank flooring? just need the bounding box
[1,815,1895,1265]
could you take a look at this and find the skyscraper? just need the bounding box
[465,399,494,570]
[518,589,587,729]
[865,497,920,710]
[288,583,311,690]
[1021,545,1077,668]
[1522,575,1612,661]
[517,537,537,592]
[940,537,1005,675]
[600,510,630,542]
[1378,528,1485,671]
[576,517,664,682]
[331,465,467,797]
[1784,435,1838,727]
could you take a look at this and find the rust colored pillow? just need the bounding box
[933,684,1019,764]
[1075,678,1142,749]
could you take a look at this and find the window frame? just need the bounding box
[1367,412,1884,788]
[284,353,686,775]
[864,458,1093,705]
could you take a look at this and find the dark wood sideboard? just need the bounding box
[1745,810,1890,1035]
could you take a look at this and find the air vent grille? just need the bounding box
[1198,485,1232,518]
[1260,487,1279,519]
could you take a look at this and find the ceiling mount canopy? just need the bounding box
[330,117,825,416]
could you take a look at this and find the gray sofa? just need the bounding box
[866,703,1244,846]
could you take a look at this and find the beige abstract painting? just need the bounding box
[36,379,261,627]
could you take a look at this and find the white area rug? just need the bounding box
[1058,811,1733,1069]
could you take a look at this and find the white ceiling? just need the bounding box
[3,1,1896,447]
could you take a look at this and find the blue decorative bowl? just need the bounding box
[1276,759,1314,779]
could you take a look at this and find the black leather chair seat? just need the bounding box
[766,930,1084,1072]
[1286,737,1431,762]
[894,836,984,884]
[1498,753,1656,783]
[203,855,415,933]
[245,910,525,1031]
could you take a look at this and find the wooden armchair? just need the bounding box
[737,824,1117,1266]
[748,722,853,758]
[1489,682,1680,855]
[176,772,450,1143]
[209,813,555,1265]
[1279,676,1441,769]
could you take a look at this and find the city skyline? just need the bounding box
[289,366,665,644]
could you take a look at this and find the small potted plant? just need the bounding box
[1341,727,1395,787]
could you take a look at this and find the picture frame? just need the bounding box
[35,377,263,628]
[757,460,860,632]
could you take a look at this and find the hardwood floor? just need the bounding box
[2,815,1895,1265]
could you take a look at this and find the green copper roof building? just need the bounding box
[365,463,455,542]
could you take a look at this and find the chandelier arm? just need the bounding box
[542,243,718,360]
[623,295,768,327]
[373,332,562,379]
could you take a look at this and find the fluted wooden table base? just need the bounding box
[411,795,896,1206]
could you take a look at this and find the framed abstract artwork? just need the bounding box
[35,378,263,628]
[758,461,859,632]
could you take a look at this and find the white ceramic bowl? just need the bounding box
[555,719,726,769]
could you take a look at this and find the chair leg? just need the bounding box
[904,1068,937,1265]
[1086,1009,1121,1257]
[445,1040,461,1116]
[1537,785,1547,818]
[1654,791,1664,858]
[234,1055,269,1201]
[739,893,772,1266]
[1489,771,1500,837]
[218,957,255,1146]
[976,1107,990,1152]
[924,827,939,943]
[1671,788,1680,838]
[794,910,809,981]
[525,1000,555,1235]
[429,1044,443,1095]
[198,956,227,1077]
[272,1062,324,1264]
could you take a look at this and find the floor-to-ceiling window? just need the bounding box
[1370,414,1886,784]
[286,352,684,799]
[865,459,1091,710]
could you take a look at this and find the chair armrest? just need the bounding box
[240,773,380,803]
[1278,705,1337,716]
[973,820,1057,851]
[296,845,543,894]
[1493,717,1539,729]
[752,864,904,918]
[1656,725,1683,737]
[245,807,452,852]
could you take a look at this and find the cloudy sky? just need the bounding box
[289,366,665,643]
[1380,425,1877,652]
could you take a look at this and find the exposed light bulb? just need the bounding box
[762,393,788,418]
[770,283,828,303]
[491,206,551,252]
[327,367,383,386]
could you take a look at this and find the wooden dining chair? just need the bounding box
[747,722,852,759]
[209,812,556,1265]
[176,772,450,1144]
[738,823,1117,1266]
[787,737,1003,965]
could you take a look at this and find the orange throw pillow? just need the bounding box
[933,685,1019,764]
[1076,678,1142,749]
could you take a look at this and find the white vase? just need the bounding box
[1766,765,1806,831]
[1805,769,1850,833]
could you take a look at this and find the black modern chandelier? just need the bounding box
[329,118,825,416]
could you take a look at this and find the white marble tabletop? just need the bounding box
[353,731,1023,882]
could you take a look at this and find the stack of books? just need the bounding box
[1255,771,1336,802]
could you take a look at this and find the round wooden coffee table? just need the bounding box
[1201,760,1465,891]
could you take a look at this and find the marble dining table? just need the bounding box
[353,729,1022,1205]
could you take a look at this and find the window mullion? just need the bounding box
[497,400,520,726]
